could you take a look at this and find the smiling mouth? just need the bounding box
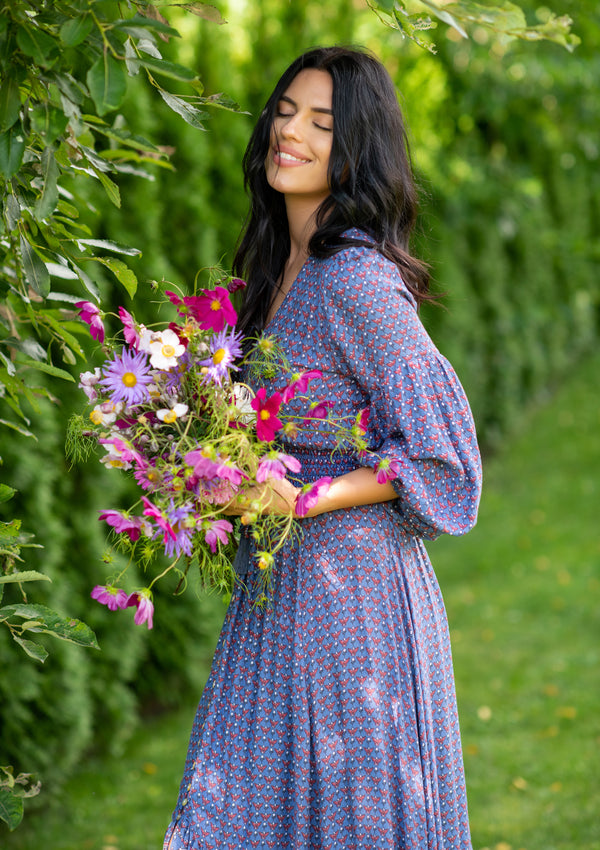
[275,150,310,164]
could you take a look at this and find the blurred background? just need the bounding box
[1,0,598,847]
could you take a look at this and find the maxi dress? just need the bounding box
[164,233,482,850]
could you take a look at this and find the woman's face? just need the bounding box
[265,69,333,205]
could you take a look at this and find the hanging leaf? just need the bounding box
[75,239,141,256]
[34,147,60,221]
[11,636,48,663]
[113,13,180,39]
[0,77,22,132]
[0,603,99,648]
[158,90,207,130]
[17,358,76,382]
[91,166,121,207]
[0,570,50,585]
[59,14,94,47]
[3,193,20,230]
[137,57,198,82]
[88,257,138,297]
[86,54,127,116]
[0,418,36,438]
[30,104,69,146]
[19,236,51,298]
[0,787,24,831]
[16,23,59,68]
[181,3,228,24]
[0,484,16,503]
[0,123,26,178]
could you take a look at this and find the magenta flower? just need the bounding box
[251,388,283,442]
[375,458,401,484]
[133,462,163,492]
[356,407,370,433]
[184,449,222,480]
[99,348,153,406]
[99,510,145,542]
[141,496,176,542]
[295,476,332,517]
[75,300,105,343]
[126,589,154,629]
[227,277,246,293]
[256,451,302,483]
[91,584,128,611]
[203,518,233,553]
[166,286,237,331]
[199,328,243,385]
[281,369,322,403]
[118,307,142,349]
[98,436,145,466]
[305,400,335,420]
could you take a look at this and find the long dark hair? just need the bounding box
[233,46,430,336]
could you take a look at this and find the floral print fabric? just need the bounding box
[164,233,482,849]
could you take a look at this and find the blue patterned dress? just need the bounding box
[164,232,482,850]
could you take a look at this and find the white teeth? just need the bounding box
[278,151,308,163]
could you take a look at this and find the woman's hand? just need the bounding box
[222,477,301,518]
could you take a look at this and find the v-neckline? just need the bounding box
[264,255,313,333]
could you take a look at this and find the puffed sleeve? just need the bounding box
[319,247,482,540]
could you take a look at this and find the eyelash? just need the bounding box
[275,111,332,132]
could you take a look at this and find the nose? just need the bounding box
[279,113,302,142]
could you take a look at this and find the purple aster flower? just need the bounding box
[133,462,163,492]
[91,584,128,611]
[126,589,154,629]
[295,476,332,517]
[163,502,195,558]
[203,518,233,553]
[199,328,243,385]
[256,451,302,483]
[98,510,145,542]
[375,458,401,484]
[75,300,105,343]
[99,347,153,406]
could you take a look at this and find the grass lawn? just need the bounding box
[4,353,599,850]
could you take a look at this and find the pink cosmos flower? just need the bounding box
[256,451,302,483]
[98,436,145,466]
[356,407,370,433]
[75,301,105,343]
[126,589,154,629]
[141,496,176,542]
[118,307,141,349]
[78,368,102,402]
[295,477,332,517]
[281,369,322,403]
[91,584,128,611]
[251,388,283,442]
[98,510,145,542]
[305,400,335,421]
[166,287,237,331]
[375,458,401,484]
[203,518,233,553]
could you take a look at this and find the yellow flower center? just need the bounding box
[212,348,226,365]
[109,459,126,468]
[260,410,271,420]
[147,470,159,482]
[161,344,175,358]
[210,298,222,312]
[89,410,103,424]
[122,371,137,387]
[163,410,177,423]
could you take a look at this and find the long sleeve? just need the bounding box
[318,245,482,540]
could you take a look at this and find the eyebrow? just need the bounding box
[279,94,333,116]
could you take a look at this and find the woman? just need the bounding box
[164,46,482,850]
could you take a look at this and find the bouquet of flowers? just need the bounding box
[68,273,371,628]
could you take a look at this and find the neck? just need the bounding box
[284,195,324,261]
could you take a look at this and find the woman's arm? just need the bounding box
[224,468,397,519]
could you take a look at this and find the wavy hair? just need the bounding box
[233,46,431,336]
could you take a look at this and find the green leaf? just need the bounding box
[0,484,16,503]
[76,238,141,256]
[0,77,21,132]
[69,262,100,299]
[0,124,26,178]
[0,336,46,360]
[60,14,94,47]
[0,519,20,539]
[34,147,59,221]
[91,166,121,207]
[181,3,228,25]
[17,357,76,382]
[16,23,59,68]
[86,54,127,116]
[0,787,23,831]
[113,13,181,38]
[19,236,50,297]
[83,122,160,153]
[138,57,198,82]
[30,104,69,146]
[0,570,50,585]
[0,419,36,439]
[0,604,99,649]
[11,636,48,663]
[90,257,137,297]
[3,193,21,230]
[158,90,207,130]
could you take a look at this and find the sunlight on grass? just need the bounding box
[4,354,599,850]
